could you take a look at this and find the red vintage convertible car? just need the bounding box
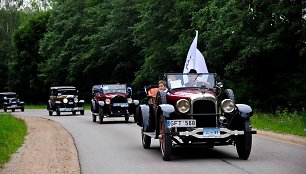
[135,73,256,161]
[91,84,139,123]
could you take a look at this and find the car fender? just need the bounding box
[236,104,253,118]
[158,104,175,117]
[139,105,151,131]
[79,100,85,103]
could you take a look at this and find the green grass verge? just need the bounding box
[0,113,27,167]
[252,110,306,137]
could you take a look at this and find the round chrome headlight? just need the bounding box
[127,98,133,104]
[105,99,111,105]
[63,98,68,103]
[176,99,190,113]
[221,99,235,113]
[74,98,78,103]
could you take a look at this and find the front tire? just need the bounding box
[56,106,61,116]
[236,119,252,160]
[80,110,84,115]
[142,128,151,149]
[159,116,172,161]
[92,114,96,122]
[125,115,129,122]
[98,107,103,124]
[49,110,53,116]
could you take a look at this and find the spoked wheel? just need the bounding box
[98,107,103,124]
[236,119,252,160]
[159,116,172,161]
[92,114,96,122]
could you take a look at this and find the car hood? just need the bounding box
[168,88,215,98]
[104,93,127,99]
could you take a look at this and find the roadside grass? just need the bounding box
[25,104,46,109]
[0,113,27,167]
[252,110,306,137]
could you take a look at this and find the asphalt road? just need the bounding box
[13,109,306,174]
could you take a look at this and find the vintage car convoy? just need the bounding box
[134,73,257,161]
[0,92,25,112]
[47,86,85,116]
[90,84,139,123]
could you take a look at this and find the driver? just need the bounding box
[184,69,210,87]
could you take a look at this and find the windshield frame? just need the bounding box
[165,73,216,90]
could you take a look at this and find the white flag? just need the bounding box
[183,30,208,73]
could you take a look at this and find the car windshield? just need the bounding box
[4,94,17,98]
[166,73,216,90]
[102,84,127,93]
[57,89,77,96]
[3,94,17,99]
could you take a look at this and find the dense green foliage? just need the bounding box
[0,0,305,112]
[0,113,27,167]
[252,110,306,137]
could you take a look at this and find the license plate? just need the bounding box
[167,120,196,128]
[65,108,72,111]
[113,103,128,107]
[68,102,73,104]
[203,128,220,137]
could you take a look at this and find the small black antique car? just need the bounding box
[47,86,85,116]
[0,92,25,112]
[134,73,256,161]
[90,84,139,123]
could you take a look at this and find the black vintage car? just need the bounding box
[0,92,25,112]
[135,73,256,161]
[47,86,85,116]
[90,84,139,123]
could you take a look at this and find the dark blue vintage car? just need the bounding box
[0,92,25,112]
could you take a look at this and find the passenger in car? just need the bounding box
[158,80,168,92]
[147,86,159,105]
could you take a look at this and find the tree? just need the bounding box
[193,0,306,111]
[12,11,50,102]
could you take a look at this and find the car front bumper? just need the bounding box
[6,105,24,109]
[59,107,84,112]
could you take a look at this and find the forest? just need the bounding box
[0,0,305,112]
